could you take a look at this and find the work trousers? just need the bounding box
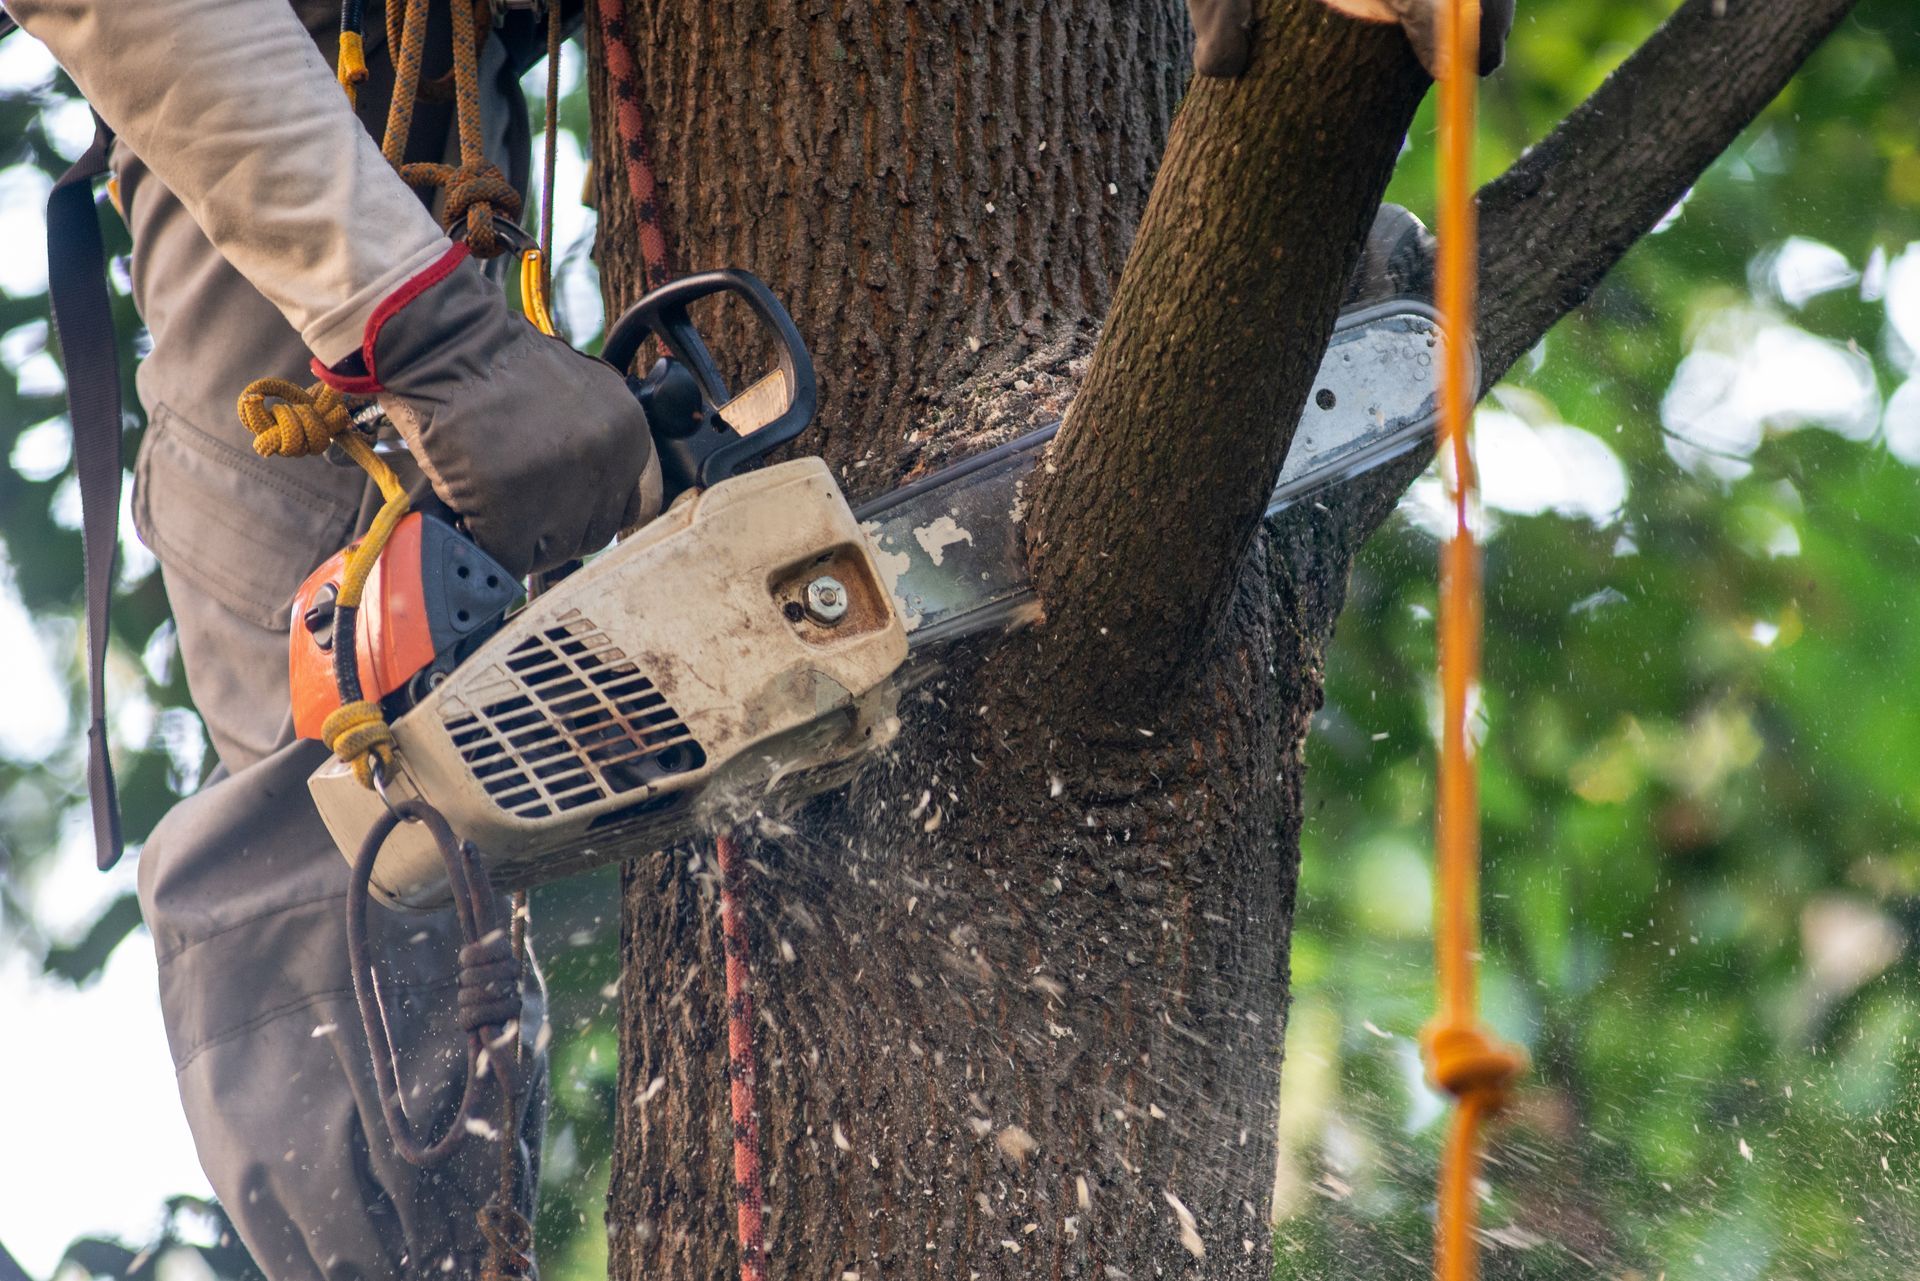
[124,5,549,1277]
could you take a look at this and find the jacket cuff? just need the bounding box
[308,241,468,388]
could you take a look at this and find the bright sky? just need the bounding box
[1,20,1919,1281]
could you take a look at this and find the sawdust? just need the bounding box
[891,328,1096,484]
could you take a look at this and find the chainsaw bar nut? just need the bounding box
[804,575,849,625]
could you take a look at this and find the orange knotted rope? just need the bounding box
[1423,2,1526,1279]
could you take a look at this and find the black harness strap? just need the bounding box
[46,118,126,871]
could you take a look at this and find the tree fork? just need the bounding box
[1331,0,1864,525]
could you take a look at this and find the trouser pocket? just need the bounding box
[132,402,362,632]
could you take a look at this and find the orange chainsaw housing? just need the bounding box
[290,512,519,742]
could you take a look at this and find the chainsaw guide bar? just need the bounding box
[861,298,1462,651]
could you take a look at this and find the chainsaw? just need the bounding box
[296,258,1469,910]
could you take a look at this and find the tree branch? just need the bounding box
[1475,0,1860,384]
[1319,0,1860,547]
[1022,0,1855,724]
[1022,0,1428,722]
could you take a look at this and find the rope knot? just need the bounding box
[1422,1021,1526,1111]
[320,699,396,790]
[457,930,522,1034]
[403,162,524,258]
[336,30,369,108]
[237,378,355,459]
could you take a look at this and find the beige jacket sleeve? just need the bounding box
[10,0,453,365]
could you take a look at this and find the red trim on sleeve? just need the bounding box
[313,243,470,393]
[311,357,382,394]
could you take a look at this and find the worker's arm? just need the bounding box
[11,0,661,574]
[9,0,449,366]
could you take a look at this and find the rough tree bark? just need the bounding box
[582,0,1857,1276]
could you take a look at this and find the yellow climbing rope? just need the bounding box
[237,378,408,787]
[1424,3,1527,1280]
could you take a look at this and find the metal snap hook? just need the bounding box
[368,756,405,820]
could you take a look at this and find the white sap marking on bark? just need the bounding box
[912,514,974,566]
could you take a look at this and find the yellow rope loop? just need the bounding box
[237,378,356,459]
[337,30,369,109]
[324,487,410,793]
[321,699,397,789]
[519,250,557,336]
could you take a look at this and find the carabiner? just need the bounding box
[368,755,404,820]
[463,213,557,337]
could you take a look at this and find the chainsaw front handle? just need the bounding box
[603,269,819,495]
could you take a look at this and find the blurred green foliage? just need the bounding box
[1276,2,1920,1277]
[3,3,1919,1279]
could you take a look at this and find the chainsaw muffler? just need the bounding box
[310,457,908,910]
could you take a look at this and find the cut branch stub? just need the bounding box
[1023,0,1427,724]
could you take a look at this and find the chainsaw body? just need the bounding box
[311,457,905,908]
[301,269,907,909]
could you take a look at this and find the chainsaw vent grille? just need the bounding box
[441,612,706,819]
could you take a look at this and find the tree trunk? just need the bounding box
[585,2,1392,1277]
[584,0,1854,1275]
[588,0,1189,487]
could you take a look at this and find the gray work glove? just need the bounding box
[319,250,663,577]
[1190,0,1513,80]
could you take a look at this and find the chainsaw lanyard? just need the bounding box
[1425,2,1526,1279]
